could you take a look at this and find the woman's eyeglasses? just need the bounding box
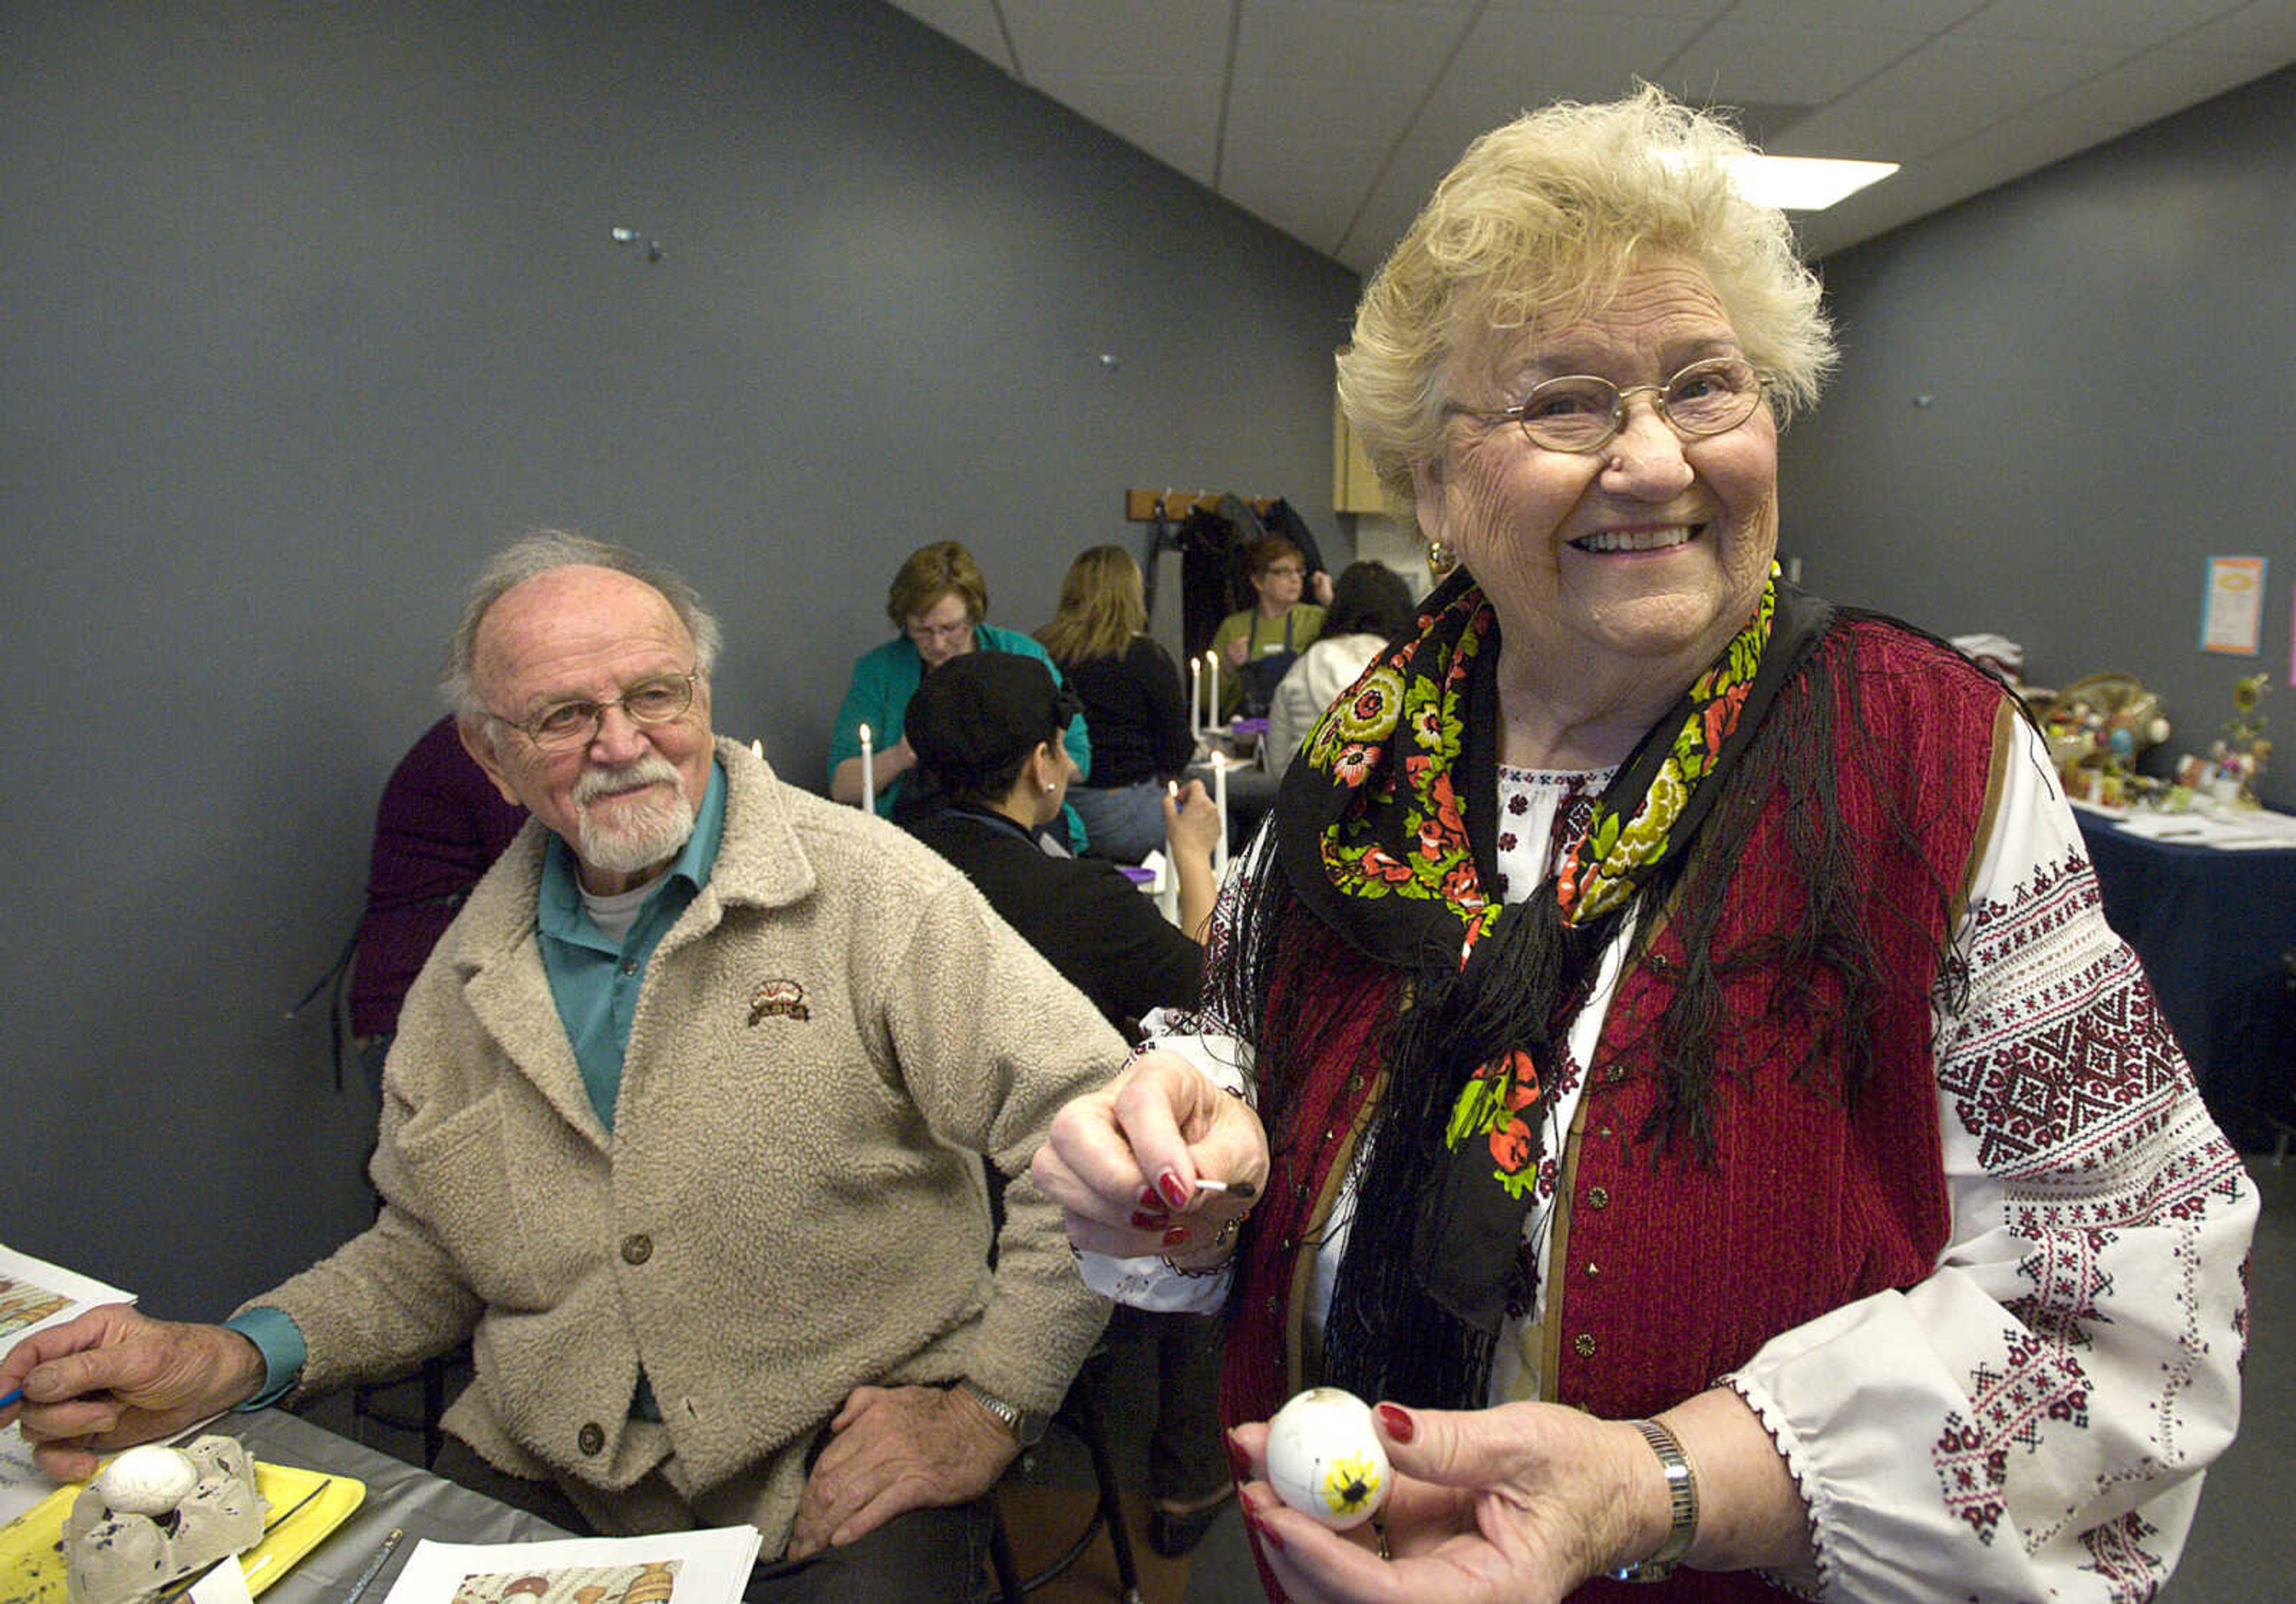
[1448,356,1768,454]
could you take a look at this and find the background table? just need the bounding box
[2076,810,2296,1151]
[234,1408,566,1603]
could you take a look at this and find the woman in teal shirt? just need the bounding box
[830,540,1091,844]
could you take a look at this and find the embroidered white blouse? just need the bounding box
[1080,720,2257,1600]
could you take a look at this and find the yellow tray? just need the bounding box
[0,1458,365,1604]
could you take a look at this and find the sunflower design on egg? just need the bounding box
[1263,1388,1392,1530]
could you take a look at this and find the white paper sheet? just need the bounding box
[380,1525,763,1604]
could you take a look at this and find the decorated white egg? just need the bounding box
[1263,1386,1390,1529]
[93,1444,201,1516]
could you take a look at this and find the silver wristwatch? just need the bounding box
[1613,1417,1699,1582]
[957,1379,1049,1446]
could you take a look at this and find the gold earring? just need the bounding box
[1425,537,1455,576]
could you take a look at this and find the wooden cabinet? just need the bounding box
[1333,398,1388,514]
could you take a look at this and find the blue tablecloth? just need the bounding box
[2075,810,2296,1150]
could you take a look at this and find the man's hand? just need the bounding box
[0,1304,268,1483]
[786,1384,1019,1559]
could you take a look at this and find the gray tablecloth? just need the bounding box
[231,1409,566,1602]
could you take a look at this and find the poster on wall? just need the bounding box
[2199,555,2266,655]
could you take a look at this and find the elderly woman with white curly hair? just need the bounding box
[1031,87,2255,1603]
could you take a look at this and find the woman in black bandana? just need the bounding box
[1033,88,2253,1604]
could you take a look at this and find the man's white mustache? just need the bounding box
[574,757,683,806]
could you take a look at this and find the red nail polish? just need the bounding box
[1131,1209,1167,1230]
[1138,1188,1164,1211]
[1376,1403,1416,1443]
[1162,1224,1190,1247]
[1248,1504,1284,1551]
[1158,1170,1190,1210]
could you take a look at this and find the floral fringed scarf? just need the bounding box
[1265,563,1830,1401]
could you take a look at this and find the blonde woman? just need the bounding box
[1036,87,2251,1602]
[1037,545,1195,862]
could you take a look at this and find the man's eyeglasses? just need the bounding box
[491,671,699,752]
[1447,356,1768,454]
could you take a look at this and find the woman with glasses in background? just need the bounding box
[1033,88,2254,1602]
[1210,534,1331,723]
[829,539,1090,840]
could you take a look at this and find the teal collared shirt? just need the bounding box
[537,762,727,1129]
[229,762,728,1406]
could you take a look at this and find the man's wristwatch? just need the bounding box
[956,1379,1049,1446]
[1613,1417,1699,1582]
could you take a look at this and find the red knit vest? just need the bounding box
[1220,622,2004,1601]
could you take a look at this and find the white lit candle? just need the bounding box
[1189,654,1204,739]
[1211,751,1229,877]
[1206,652,1221,735]
[859,723,875,813]
[749,738,764,760]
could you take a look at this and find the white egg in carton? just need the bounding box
[62,1437,269,1604]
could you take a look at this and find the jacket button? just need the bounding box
[1596,1125,1614,1139]
[1573,1333,1597,1358]
[1584,1262,1600,1278]
[1586,1186,1610,1211]
[578,1422,605,1455]
[621,1234,653,1265]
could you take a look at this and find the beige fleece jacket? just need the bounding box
[246,739,1120,1544]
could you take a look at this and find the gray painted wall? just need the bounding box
[1,2,1357,1316]
[1782,66,2294,814]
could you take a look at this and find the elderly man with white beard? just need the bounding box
[1,531,1124,1604]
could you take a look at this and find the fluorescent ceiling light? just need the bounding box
[1723,154,1898,211]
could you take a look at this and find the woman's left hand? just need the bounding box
[1229,1400,1663,1604]
[1311,570,1335,606]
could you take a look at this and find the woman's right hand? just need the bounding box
[1030,1050,1267,1259]
[1229,1401,1663,1604]
[1162,779,1222,863]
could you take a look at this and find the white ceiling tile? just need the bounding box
[1724,0,1986,26]
[1664,22,1933,103]
[1408,10,1710,157]
[1234,1,1477,82]
[1046,72,1227,186]
[1222,145,1394,257]
[1494,0,1732,20]
[996,0,1233,80]
[1837,34,2127,121]
[2179,0,2296,57]
[1987,47,2286,144]
[1954,0,2254,51]
[1226,79,1433,148]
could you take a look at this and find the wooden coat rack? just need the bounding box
[1123,488,1280,522]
